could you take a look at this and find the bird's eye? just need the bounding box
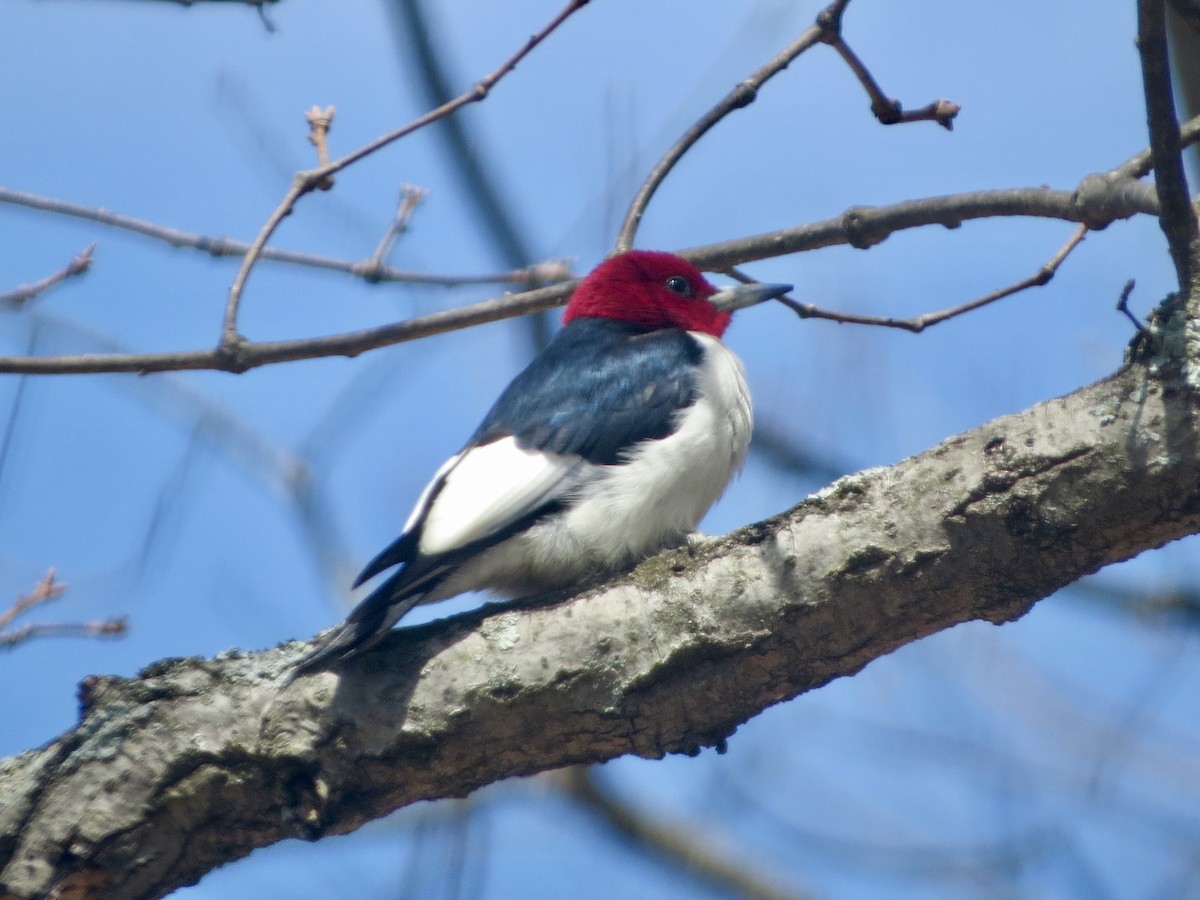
[664,275,694,297]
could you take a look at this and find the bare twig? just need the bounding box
[0,182,1166,375]
[324,0,590,180]
[219,176,308,349]
[0,618,128,648]
[822,15,960,129]
[613,6,832,254]
[391,0,555,351]
[1117,279,1150,334]
[1137,0,1200,291]
[614,0,960,254]
[218,0,590,349]
[304,106,336,189]
[0,570,65,632]
[559,767,807,900]
[0,186,559,288]
[362,184,428,281]
[0,244,95,307]
[0,569,127,649]
[757,223,1088,333]
[1108,112,1200,179]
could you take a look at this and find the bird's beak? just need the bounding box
[709,281,793,313]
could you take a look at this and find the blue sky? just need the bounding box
[2,1,1199,897]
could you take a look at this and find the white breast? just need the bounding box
[435,332,753,599]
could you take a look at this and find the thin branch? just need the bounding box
[362,184,428,281]
[219,175,308,347]
[0,569,65,632]
[0,244,95,307]
[758,223,1087,333]
[391,0,555,351]
[325,0,591,179]
[558,767,808,900]
[0,618,128,648]
[613,7,831,254]
[0,183,1165,375]
[0,186,560,288]
[0,569,128,649]
[217,0,591,347]
[304,106,336,182]
[1109,112,1200,179]
[614,0,960,254]
[824,24,960,129]
[1137,0,1200,291]
[1117,279,1151,334]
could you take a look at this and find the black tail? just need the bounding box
[285,560,454,683]
[285,610,394,683]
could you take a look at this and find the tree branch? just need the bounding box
[0,180,1164,376]
[559,767,807,900]
[390,0,556,351]
[763,224,1088,332]
[614,0,959,253]
[216,0,590,348]
[0,186,563,288]
[613,5,831,254]
[0,245,94,308]
[0,570,127,649]
[2,351,1198,899]
[1137,0,1200,292]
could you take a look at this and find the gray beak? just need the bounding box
[709,281,793,313]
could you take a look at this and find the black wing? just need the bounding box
[472,317,703,465]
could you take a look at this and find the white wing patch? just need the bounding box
[400,451,463,536]
[416,436,586,556]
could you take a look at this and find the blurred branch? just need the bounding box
[0,186,564,288]
[0,244,94,307]
[558,766,807,900]
[751,420,848,483]
[1073,575,1200,628]
[1137,0,1200,292]
[763,224,1088,333]
[25,310,359,595]
[218,0,591,349]
[0,569,127,649]
[721,766,1088,889]
[614,0,959,253]
[1168,2,1200,140]
[390,0,556,351]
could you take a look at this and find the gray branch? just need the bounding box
[3,340,1199,899]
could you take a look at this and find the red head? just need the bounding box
[563,251,733,337]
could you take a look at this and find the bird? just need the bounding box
[290,250,791,678]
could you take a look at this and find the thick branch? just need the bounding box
[2,354,1199,899]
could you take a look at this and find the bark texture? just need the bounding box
[2,351,1199,900]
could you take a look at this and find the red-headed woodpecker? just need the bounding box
[291,251,791,676]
